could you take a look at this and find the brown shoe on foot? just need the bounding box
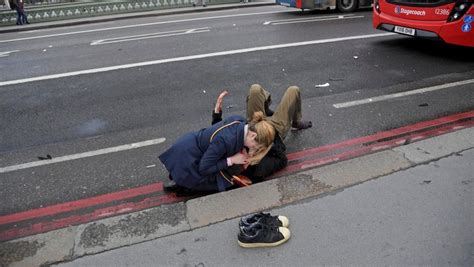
[291,120,312,130]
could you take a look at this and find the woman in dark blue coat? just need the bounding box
[159,112,275,192]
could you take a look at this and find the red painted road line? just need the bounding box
[0,193,187,242]
[277,120,474,177]
[286,110,474,161]
[0,182,164,226]
[2,111,473,233]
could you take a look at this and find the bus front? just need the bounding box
[373,0,474,47]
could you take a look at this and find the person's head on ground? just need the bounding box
[245,111,275,165]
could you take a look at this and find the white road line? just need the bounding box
[0,10,295,44]
[263,14,361,25]
[0,32,394,87]
[90,27,210,46]
[271,15,364,25]
[0,137,166,174]
[333,79,474,109]
[0,50,19,57]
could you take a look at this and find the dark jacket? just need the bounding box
[242,134,287,182]
[9,0,17,9]
[212,111,288,182]
[159,115,246,191]
[14,0,23,9]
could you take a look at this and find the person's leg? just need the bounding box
[21,9,29,24]
[268,86,300,139]
[164,174,218,196]
[16,8,22,25]
[246,84,272,121]
[269,86,311,139]
[19,9,26,24]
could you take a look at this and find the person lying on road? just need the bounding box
[212,84,312,183]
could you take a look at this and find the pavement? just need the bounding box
[0,0,274,34]
[1,124,473,266]
[57,130,474,267]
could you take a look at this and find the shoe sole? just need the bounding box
[278,216,289,228]
[237,227,290,248]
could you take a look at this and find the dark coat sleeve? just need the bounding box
[198,135,230,176]
[211,111,223,125]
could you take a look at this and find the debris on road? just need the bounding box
[37,154,52,160]
[315,83,330,88]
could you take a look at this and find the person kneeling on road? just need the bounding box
[159,111,275,195]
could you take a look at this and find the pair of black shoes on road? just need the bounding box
[238,212,291,248]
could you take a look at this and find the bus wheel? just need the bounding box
[337,0,357,12]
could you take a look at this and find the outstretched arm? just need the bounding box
[211,90,228,125]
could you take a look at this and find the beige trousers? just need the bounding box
[246,84,302,139]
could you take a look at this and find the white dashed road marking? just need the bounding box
[0,50,19,57]
[333,79,474,108]
[90,27,210,45]
[263,14,364,25]
[0,137,166,174]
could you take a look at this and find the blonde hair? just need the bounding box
[247,111,275,165]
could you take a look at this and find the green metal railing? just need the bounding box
[1,0,239,26]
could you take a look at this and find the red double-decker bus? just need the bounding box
[373,0,474,47]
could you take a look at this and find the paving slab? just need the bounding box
[394,127,474,164]
[0,227,76,267]
[186,181,281,228]
[312,149,413,189]
[74,202,189,257]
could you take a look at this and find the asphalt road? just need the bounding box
[1,6,473,216]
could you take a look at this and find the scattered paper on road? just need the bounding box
[315,83,330,88]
